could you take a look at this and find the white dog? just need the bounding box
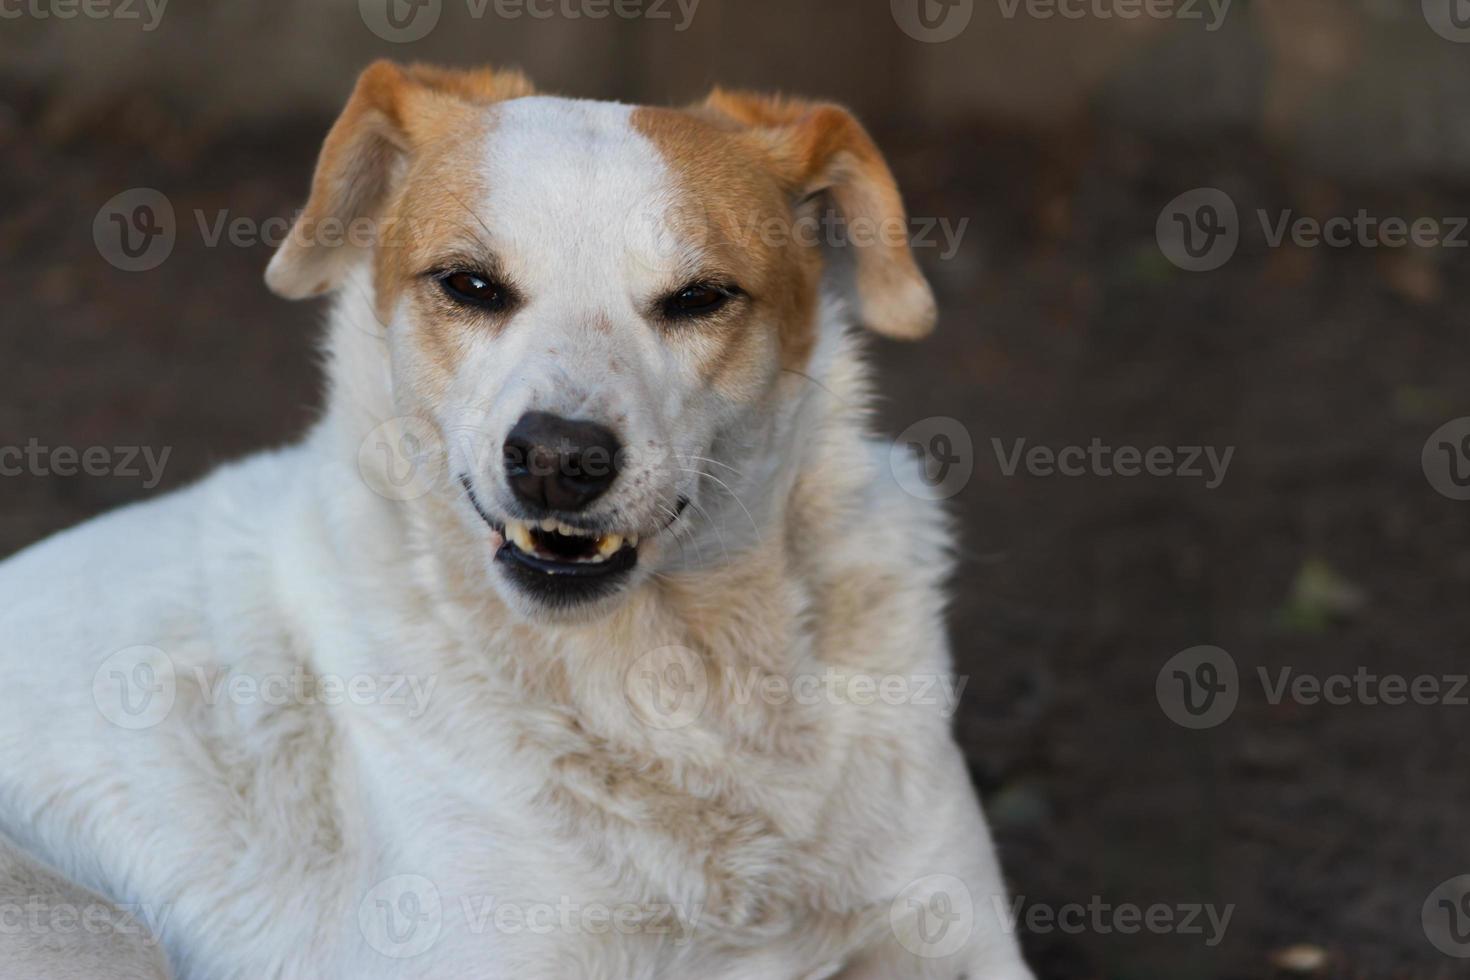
[0,62,1035,980]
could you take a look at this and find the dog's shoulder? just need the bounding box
[0,444,349,977]
[0,831,172,979]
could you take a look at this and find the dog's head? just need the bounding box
[267,61,935,620]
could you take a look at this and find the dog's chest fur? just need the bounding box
[114,440,942,980]
[317,529,920,977]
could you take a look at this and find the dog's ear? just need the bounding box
[703,90,937,341]
[266,60,534,300]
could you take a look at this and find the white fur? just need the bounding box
[0,98,1033,979]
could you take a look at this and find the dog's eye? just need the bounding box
[439,271,508,311]
[665,283,736,319]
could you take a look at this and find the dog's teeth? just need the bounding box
[507,520,537,553]
[596,534,624,558]
[628,535,639,548]
[557,520,585,538]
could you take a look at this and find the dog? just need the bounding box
[0,62,1035,979]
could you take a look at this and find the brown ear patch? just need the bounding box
[265,60,533,302]
[702,90,937,342]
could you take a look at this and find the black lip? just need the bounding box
[496,539,639,579]
[495,539,638,607]
[461,474,689,607]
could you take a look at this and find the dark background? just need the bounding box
[4,1,1470,977]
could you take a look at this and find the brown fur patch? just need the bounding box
[701,90,937,342]
[266,60,533,320]
[633,106,824,381]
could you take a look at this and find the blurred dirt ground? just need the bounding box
[3,88,1470,980]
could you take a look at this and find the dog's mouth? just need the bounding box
[498,518,640,578]
[462,476,686,607]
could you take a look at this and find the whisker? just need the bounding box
[673,467,760,539]
[655,500,696,566]
[681,494,729,566]
[679,453,746,480]
[780,367,848,406]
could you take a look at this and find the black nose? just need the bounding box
[503,412,623,513]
